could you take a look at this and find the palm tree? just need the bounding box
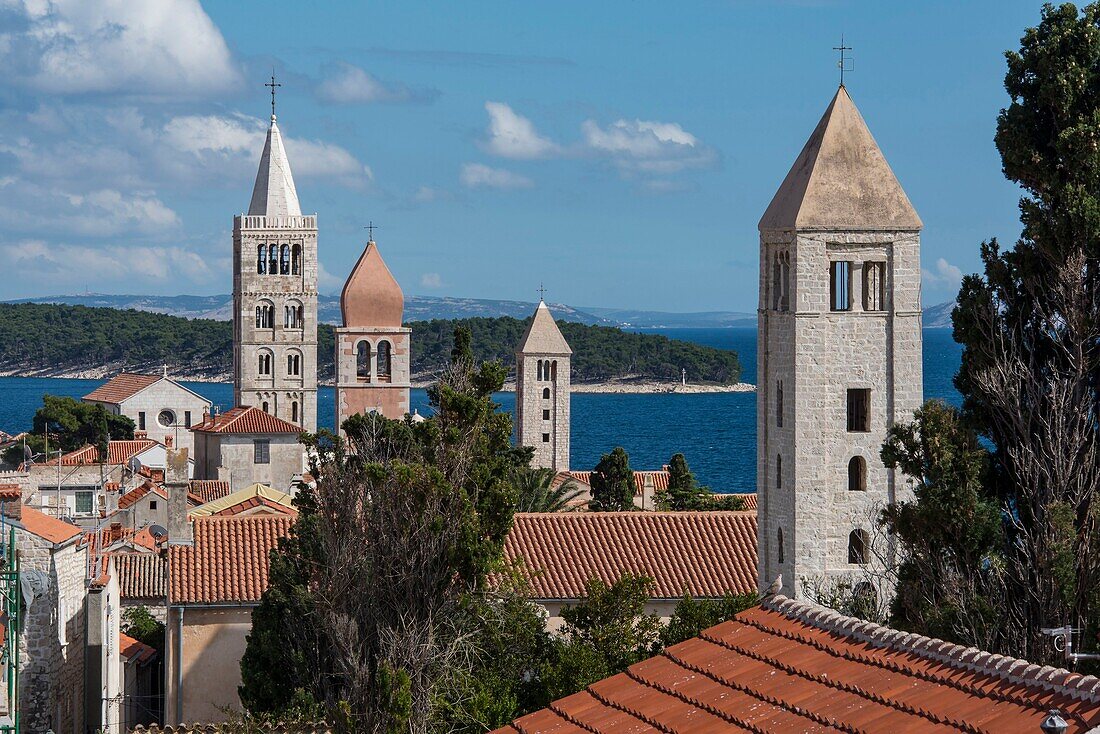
[513,467,585,512]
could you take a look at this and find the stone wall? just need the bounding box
[516,353,570,471]
[233,217,319,433]
[193,432,303,493]
[16,531,88,733]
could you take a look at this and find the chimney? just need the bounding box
[164,435,173,449]
[135,430,147,440]
[165,448,192,546]
[642,473,656,511]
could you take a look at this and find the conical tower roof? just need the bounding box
[518,301,572,355]
[248,116,301,217]
[340,240,404,328]
[759,86,921,231]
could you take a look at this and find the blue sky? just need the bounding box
[0,1,1042,311]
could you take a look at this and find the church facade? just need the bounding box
[232,112,318,432]
[515,300,572,471]
[756,85,922,598]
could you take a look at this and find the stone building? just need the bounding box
[515,301,572,471]
[756,85,922,598]
[13,505,87,733]
[232,110,318,432]
[83,372,212,457]
[191,406,305,493]
[334,237,411,428]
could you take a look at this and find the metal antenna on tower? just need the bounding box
[833,35,853,86]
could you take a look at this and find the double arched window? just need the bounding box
[255,300,275,329]
[287,350,302,377]
[848,456,867,492]
[377,340,392,380]
[257,350,273,376]
[257,245,267,274]
[284,300,303,329]
[848,529,869,565]
[356,341,372,381]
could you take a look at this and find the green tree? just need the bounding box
[946,2,1100,662]
[660,592,759,647]
[4,395,136,465]
[589,447,634,512]
[513,467,584,513]
[540,575,662,701]
[122,606,165,653]
[450,324,474,365]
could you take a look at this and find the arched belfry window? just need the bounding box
[284,300,303,329]
[255,300,274,329]
[536,360,543,381]
[377,340,392,381]
[280,244,290,274]
[772,253,781,310]
[777,527,784,564]
[292,244,302,275]
[257,245,267,274]
[268,246,278,275]
[780,252,790,311]
[261,401,269,413]
[848,529,869,565]
[291,401,299,424]
[551,360,558,381]
[848,456,867,492]
[356,341,371,381]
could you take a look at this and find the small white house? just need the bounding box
[84,372,212,458]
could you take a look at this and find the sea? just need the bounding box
[0,327,963,493]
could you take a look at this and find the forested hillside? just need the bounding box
[0,303,741,384]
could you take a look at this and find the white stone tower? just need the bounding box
[756,85,923,598]
[334,237,411,430]
[232,110,318,431]
[515,301,572,470]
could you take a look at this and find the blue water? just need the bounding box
[0,328,962,493]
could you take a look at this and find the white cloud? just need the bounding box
[0,0,242,95]
[1,239,210,284]
[420,272,443,289]
[581,118,716,174]
[922,258,963,289]
[483,102,558,159]
[315,62,438,105]
[460,163,533,190]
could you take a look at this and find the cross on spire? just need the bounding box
[833,35,853,87]
[365,221,378,242]
[265,71,282,118]
[538,283,546,301]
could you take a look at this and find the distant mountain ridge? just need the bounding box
[3,293,955,329]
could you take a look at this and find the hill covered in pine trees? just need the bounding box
[0,303,743,386]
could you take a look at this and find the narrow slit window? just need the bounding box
[777,527,784,565]
[776,380,784,428]
[863,261,886,312]
[846,389,870,432]
[848,456,867,491]
[830,261,852,311]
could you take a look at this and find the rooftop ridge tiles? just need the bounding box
[765,594,1100,704]
[754,599,1100,724]
[546,698,602,734]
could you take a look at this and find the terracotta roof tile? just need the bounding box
[504,512,757,600]
[116,553,166,600]
[18,505,82,545]
[83,373,161,404]
[169,515,294,604]
[117,480,167,510]
[565,470,669,496]
[46,439,157,467]
[118,631,158,665]
[494,596,1100,734]
[191,405,302,435]
[189,480,232,504]
[190,483,296,518]
[0,484,22,521]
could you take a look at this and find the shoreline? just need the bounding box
[0,366,755,395]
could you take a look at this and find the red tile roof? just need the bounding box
[18,505,82,545]
[737,492,757,511]
[116,553,166,600]
[565,470,670,496]
[118,632,158,665]
[169,516,294,604]
[191,405,302,435]
[495,595,1100,734]
[0,484,22,521]
[504,512,757,600]
[46,439,157,467]
[117,481,167,510]
[188,479,232,504]
[83,373,161,404]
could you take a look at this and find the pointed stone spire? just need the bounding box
[340,239,404,328]
[759,86,921,231]
[519,301,572,354]
[248,115,301,217]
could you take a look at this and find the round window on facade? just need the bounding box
[157,409,176,427]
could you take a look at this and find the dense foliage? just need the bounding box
[589,447,635,511]
[881,3,1100,665]
[656,453,747,511]
[3,395,135,466]
[0,303,742,384]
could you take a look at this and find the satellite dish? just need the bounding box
[23,444,32,462]
[149,524,168,539]
[128,456,142,475]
